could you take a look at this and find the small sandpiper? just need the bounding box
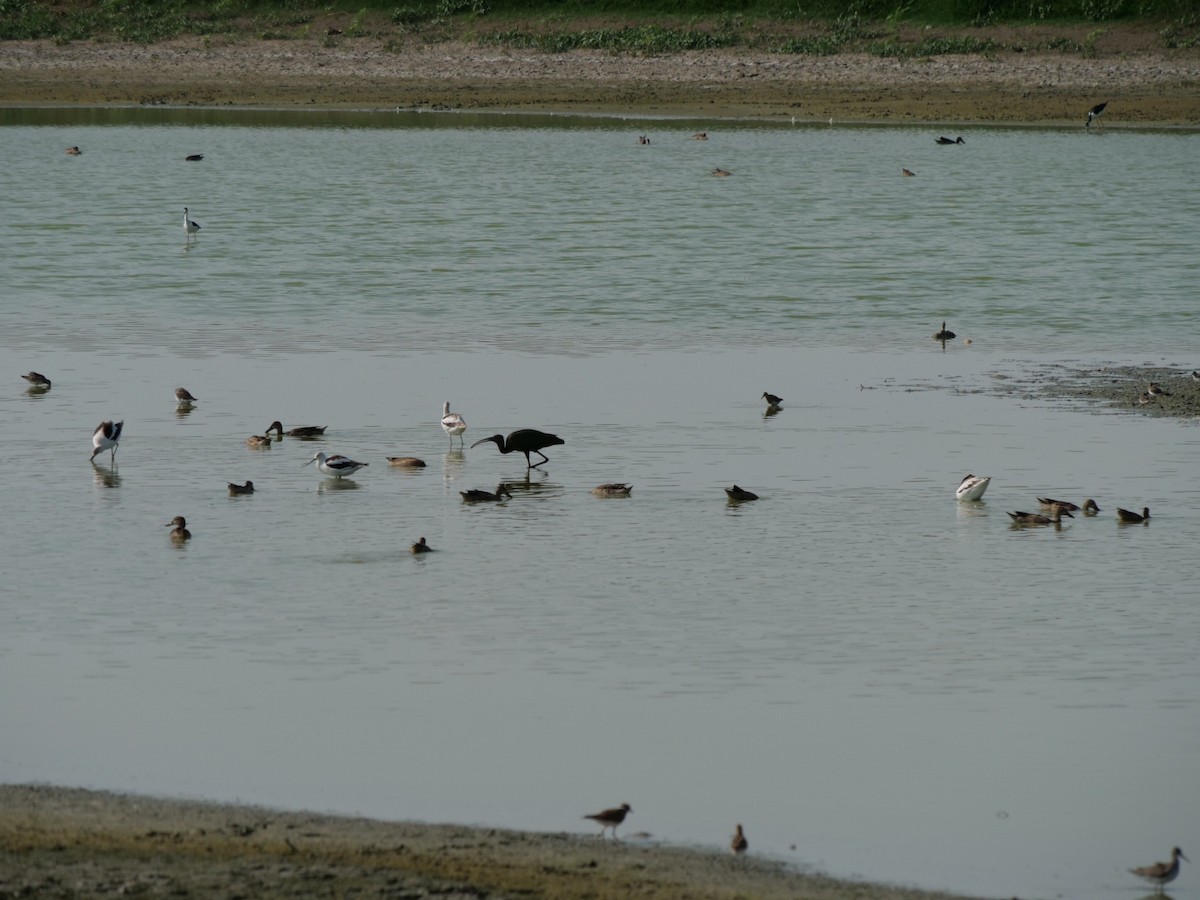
[1130,846,1187,893]
[584,803,632,840]
[22,371,51,388]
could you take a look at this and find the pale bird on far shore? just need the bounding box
[731,824,748,856]
[1130,846,1187,893]
[584,803,631,840]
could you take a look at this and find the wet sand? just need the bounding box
[1,29,1198,124]
[0,785,984,899]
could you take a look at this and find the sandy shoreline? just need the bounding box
[0,785,985,899]
[2,34,1199,124]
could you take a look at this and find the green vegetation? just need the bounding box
[1,0,1197,48]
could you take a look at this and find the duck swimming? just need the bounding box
[266,421,327,438]
[1036,497,1080,512]
[591,483,632,497]
[227,480,254,495]
[165,515,191,541]
[460,485,513,502]
[725,485,759,502]
[1116,507,1150,523]
[1008,506,1074,525]
[933,321,956,340]
[411,536,433,554]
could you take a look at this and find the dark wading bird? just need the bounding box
[460,484,513,502]
[471,429,565,469]
[1086,101,1108,130]
[762,391,783,407]
[1130,846,1187,894]
[584,803,632,840]
[22,371,51,388]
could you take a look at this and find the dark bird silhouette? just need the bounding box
[936,136,965,144]
[90,420,123,463]
[185,154,204,161]
[1086,101,1108,130]
[227,480,254,496]
[933,321,956,340]
[584,803,631,839]
[22,371,51,388]
[1008,506,1074,525]
[731,823,749,856]
[411,536,433,554]
[266,420,327,438]
[471,429,565,468]
[460,484,513,502]
[762,391,783,407]
[725,485,759,502]
[1116,506,1150,524]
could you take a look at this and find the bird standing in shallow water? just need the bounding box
[584,803,631,840]
[175,387,198,404]
[471,429,565,469]
[90,420,123,463]
[1116,506,1150,523]
[731,824,748,856]
[227,480,254,495]
[1086,101,1108,130]
[933,321,955,340]
[183,207,200,242]
[304,451,368,479]
[441,401,467,446]
[762,391,783,408]
[411,537,433,554]
[165,516,191,541]
[1130,847,1187,894]
[22,371,51,388]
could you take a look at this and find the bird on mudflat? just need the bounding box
[183,207,200,242]
[936,136,965,144]
[933,321,956,340]
[90,420,123,463]
[267,421,327,438]
[591,483,632,497]
[460,484,513,503]
[584,803,631,840]
[1008,506,1074,525]
[411,537,433,554]
[441,401,467,446]
[1147,382,1170,398]
[762,391,783,407]
[22,371,51,388]
[1130,846,1187,893]
[731,824,748,856]
[471,429,565,469]
[227,480,254,496]
[1116,506,1150,524]
[175,387,198,404]
[304,451,367,479]
[1086,101,1108,130]
[1192,371,1200,382]
[956,474,990,501]
[165,516,191,541]
[725,485,759,502]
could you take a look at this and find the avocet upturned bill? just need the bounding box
[956,474,990,501]
[304,451,368,479]
[441,401,467,446]
[90,420,123,463]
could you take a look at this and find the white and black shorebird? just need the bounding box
[183,207,201,242]
[1086,101,1108,130]
[1130,846,1187,894]
[441,401,467,446]
[583,803,631,840]
[90,420,123,463]
[304,451,368,479]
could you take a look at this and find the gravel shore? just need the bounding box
[0,785,986,900]
[2,30,1198,123]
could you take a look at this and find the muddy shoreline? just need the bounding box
[2,32,1199,124]
[0,785,984,900]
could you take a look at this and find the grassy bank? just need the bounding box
[3,0,1198,52]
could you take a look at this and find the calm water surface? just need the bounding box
[1,109,1197,900]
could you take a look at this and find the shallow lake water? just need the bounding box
[1,108,1197,900]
